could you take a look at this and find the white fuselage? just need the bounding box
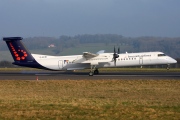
[32,51,177,71]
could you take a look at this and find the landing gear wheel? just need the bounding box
[166,64,170,70]
[89,72,94,76]
[94,69,99,75]
[89,65,97,76]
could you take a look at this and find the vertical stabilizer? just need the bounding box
[3,37,34,62]
[3,37,43,68]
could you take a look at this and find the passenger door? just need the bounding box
[139,57,143,65]
[58,60,63,69]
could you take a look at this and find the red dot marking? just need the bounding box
[21,57,25,60]
[16,57,20,61]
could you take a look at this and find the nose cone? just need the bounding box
[167,57,177,64]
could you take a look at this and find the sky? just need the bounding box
[0,0,180,38]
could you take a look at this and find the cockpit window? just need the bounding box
[158,54,166,57]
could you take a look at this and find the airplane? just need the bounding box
[3,37,177,76]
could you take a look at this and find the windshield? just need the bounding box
[158,54,166,57]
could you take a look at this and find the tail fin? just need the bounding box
[3,37,42,68]
[3,37,35,62]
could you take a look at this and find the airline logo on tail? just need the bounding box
[3,37,36,62]
[3,37,46,69]
[9,42,28,61]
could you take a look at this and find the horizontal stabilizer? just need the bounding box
[3,37,23,41]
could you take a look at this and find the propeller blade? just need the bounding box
[118,47,120,54]
[114,46,116,53]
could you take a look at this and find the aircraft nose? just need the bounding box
[167,57,177,64]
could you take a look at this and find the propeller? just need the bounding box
[118,47,120,54]
[113,46,119,66]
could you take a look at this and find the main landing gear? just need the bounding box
[166,64,170,70]
[89,65,99,76]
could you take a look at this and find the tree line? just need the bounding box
[0,34,180,65]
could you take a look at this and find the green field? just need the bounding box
[0,80,180,119]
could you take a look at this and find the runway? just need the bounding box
[0,70,180,80]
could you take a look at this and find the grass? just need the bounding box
[0,80,180,119]
[0,67,41,71]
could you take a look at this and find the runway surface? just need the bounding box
[0,70,180,80]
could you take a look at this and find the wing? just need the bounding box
[96,50,105,54]
[83,52,98,59]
